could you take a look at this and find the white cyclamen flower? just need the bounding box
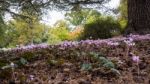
[10,62,15,68]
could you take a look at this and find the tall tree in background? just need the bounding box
[7,17,46,47]
[0,15,7,47]
[0,0,109,20]
[126,0,150,34]
[65,8,101,27]
[47,20,70,44]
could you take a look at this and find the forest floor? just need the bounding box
[0,34,150,84]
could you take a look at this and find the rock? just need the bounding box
[64,68,70,72]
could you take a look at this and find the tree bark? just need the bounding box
[126,0,150,35]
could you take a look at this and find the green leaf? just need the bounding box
[1,65,11,69]
[20,58,28,65]
[81,63,92,71]
[99,57,108,64]
[89,52,99,58]
[111,68,121,75]
[103,62,115,69]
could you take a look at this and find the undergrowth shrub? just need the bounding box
[83,52,120,74]
[16,57,28,67]
[81,16,121,39]
[68,26,84,41]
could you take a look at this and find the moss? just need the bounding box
[19,75,26,83]
[0,59,9,68]
[47,59,58,66]
[21,52,35,61]
[47,58,65,66]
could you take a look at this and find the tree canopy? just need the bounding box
[65,8,101,26]
[0,0,110,18]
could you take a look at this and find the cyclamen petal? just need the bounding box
[128,37,134,42]
[107,41,119,46]
[128,42,135,46]
[29,75,34,80]
[132,56,139,62]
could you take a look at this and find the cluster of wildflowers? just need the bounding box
[0,34,148,83]
[124,37,135,46]
[0,34,149,59]
[60,41,78,48]
[129,34,150,41]
[0,43,49,53]
[18,43,49,50]
[107,41,119,46]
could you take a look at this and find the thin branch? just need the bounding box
[0,8,31,19]
[68,0,105,5]
[28,1,39,13]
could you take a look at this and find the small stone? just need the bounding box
[64,68,70,72]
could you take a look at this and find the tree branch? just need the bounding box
[0,8,31,19]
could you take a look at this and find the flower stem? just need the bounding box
[137,62,140,78]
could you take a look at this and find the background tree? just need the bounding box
[65,9,88,26]
[68,26,84,41]
[118,0,127,30]
[126,0,150,34]
[0,0,149,47]
[0,15,8,47]
[81,16,121,39]
[47,20,70,44]
[65,8,101,28]
[118,0,127,20]
[65,5,98,27]
[6,15,46,47]
[65,8,121,40]
[0,0,109,19]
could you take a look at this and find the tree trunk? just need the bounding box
[126,0,150,35]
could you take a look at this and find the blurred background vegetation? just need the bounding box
[0,0,127,48]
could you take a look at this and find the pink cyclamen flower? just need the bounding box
[128,37,134,42]
[29,75,34,80]
[107,41,119,46]
[132,56,139,63]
